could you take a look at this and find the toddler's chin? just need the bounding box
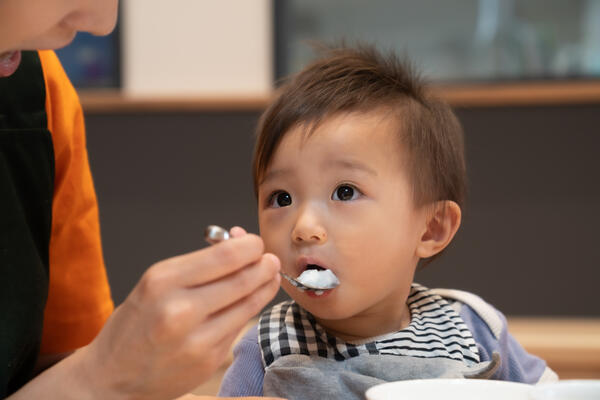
[297,299,357,322]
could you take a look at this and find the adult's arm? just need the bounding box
[38,49,114,359]
[9,228,281,400]
[7,51,282,400]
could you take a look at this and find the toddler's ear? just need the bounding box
[415,201,461,259]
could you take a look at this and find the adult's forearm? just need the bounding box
[7,347,104,400]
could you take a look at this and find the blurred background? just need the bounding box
[56,0,599,317]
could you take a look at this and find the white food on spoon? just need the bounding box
[295,268,340,292]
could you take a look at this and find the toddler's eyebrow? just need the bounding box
[259,159,377,186]
[259,168,292,186]
[326,159,378,176]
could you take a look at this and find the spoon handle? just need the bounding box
[203,225,334,291]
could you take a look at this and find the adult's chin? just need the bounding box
[18,26,78,54]
[0,50,22,78]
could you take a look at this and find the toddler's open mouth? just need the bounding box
[303,263,326,272]
[294,263,340,295]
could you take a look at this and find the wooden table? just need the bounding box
[508,317,600,379]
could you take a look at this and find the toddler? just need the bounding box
[218,45,557,399]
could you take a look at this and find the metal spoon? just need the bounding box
[204,225,339,291]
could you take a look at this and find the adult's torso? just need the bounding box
[0,51,54,397]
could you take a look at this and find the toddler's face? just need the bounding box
[258,110,429,338]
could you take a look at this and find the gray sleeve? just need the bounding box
[459,303,553,383]
[217,324,265,397]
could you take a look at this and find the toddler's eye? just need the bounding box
[268,191,292,208]
[332,185,359,201]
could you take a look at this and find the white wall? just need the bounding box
[122,0,272,97]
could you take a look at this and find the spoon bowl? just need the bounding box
[280,271,339,291]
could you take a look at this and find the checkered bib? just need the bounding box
[258,284,499,400]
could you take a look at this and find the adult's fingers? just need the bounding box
[189,272,281,349]
[167,273,281,383]
[164,234,265,287]
[187,253,280,317]
[183,397,286,400]
[229,226,247,238]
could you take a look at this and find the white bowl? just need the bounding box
[529,380,600,400]
[365,379,533,400]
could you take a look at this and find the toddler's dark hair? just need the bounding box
[253,43,466,223]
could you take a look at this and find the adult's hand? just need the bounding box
[10,227,281,400]
[176,396,286,400]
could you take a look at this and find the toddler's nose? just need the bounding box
[292,208,327,244]
[293,228,327,244]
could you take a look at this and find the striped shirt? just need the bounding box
[259,283,480,368]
